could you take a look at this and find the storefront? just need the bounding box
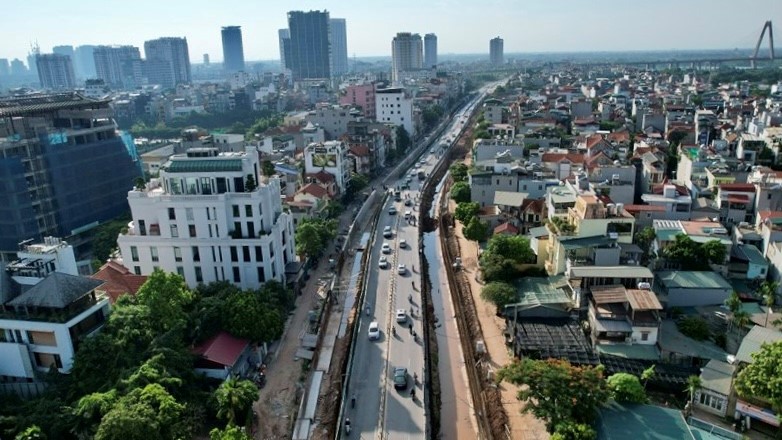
[735,400,780,431]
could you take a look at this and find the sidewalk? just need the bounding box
[450,200,550,440]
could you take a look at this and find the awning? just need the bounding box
[594,319,632,333]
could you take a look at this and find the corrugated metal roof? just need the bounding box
[164,159,243,173]
[596,344,660,361]
[493,191,528,207]
[735,325,782,364]
[699,360,735,396]
[570,266,653,279]
[591,285,628,304]
[656,271,731,290]
[627,289,663,311]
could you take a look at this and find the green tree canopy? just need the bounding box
[449,163,469,182]
[294,218,337,258]
[479,252,520,283]
[223,290,284,343]
[677,316,710,341]
[395,126,411,153]
[485,234,535,264]
[498,359,609,433]
[463,217,488,242]
[551,422,597,440]
[209,425,253,440]
[606,373,647,403]
[481,282,517,311]
[261,160,276,177]
[214,378,258,426]
[454,202,480,223]
[135,270,193,333]
[94,384,188,440]
[663,235,725,270]
[734,340,782,413]
[450,181,471,203]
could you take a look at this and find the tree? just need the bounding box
[94,384,188,440]
[663,235,724,270]
[295,223,325,257]
[454,202,480,223]
[214,378,258,426]
[244,174,257,192]
[346,173,369,200]
[463,217,488,242]
[449,163,469,182]
[734,341,782,414]
[551,422,597,440]
[261,160,276,177]
[15,426,46,440]
[634,227,656,264]
[395,126,411,153]
[90,215,132,264]
[450,181,471,203]
[606,373,648,403]
[701,239,727,265]
[497,359,609,433]
[210,425,253,440]
[224,290,283,342]
[135,270,193,334]
[760,281,779,327]
[685,375,702,412]
[481,282,517,311]
[677,316,710,341]
[641,365,656,389]
[486,234,536,264]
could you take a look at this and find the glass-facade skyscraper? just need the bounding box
[221,26,245,72]
[329,18,348,76]
[287,10,331,80]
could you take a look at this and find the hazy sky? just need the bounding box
[1,0,781,63]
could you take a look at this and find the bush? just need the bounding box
[677,316,710,341]
[607,373,648,403]
[480,282,517,310]
[450,181,471,203]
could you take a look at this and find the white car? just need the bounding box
[399,239,407,248]
[382,243,392,254]
[397,264,406,275]
[404,210,412,219]
[396,309,407,323]
[383,226,392,238]
[368,321,380,340]
[379,256,389,269]
[389,206,397,215]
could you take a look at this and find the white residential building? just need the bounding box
[304,141,352,194]
[0,237,110,381]
[375,87,415,137]
[117,147,296,290]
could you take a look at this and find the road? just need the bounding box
[342,86,495,439]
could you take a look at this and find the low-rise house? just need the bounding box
[717,183,756,225]
[653,271,733,307]
[192,330,255,380]
[733,325,782,431]
[695,359,735,418]
[91,261,148,304]
[728,244,768,281]
[641,183,692,221]
[588,284,662,349]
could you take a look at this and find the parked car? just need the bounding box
[397,264,407,275]
[382,243,392,254]
[368,321,380,340]
[379,256,389,269]
[389,206,397,215]
[399,239,407,248]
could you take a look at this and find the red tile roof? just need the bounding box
[299,183,329,199]
[541,152,585,164]
[306,170,336,183]
[349,145,370,157]
[585,134,604,150]
[719,183,756,192]
[494,222,519,235]
[193,331,249,367]
[91,261,148,303]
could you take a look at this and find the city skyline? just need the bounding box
[0,0,780,64]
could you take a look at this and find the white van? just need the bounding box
[404,210,412,220]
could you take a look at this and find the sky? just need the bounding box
[1,0,781,64]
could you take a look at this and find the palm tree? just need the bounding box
[760,281,779,328]
[215,377,259,426]
[685,375,702,417]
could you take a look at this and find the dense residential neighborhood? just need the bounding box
[1,4,782,440]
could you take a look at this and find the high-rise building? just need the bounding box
[278,28,291,70]
[490,36,504,65]
[27,43,40,81]
[329,18,348,76]
[287,10,331,80]
[53,45,77,78]
[221,26,245,73]
[93,45,143,89]
[391,32,423,83]
[0,93,141,258]
[144,37,192,88]
[203,54,210,65]
[74,45,97,79]
[10,59,27,76]
[36,53,76,89]
[375,87,415,136]
[424,33,437,69]
[117,147,296,290]
[0,59,9,77]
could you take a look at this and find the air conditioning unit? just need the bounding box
[638,282,651,290]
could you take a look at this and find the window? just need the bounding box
[192,246,200,262]
[206,207,211,220]
[245,205,252,216]
[232,205,240,217]
[233,267,241,283]
[234,222,242,237]
[134,266,141,275]
[243,246,251,262]
[186,208,194,221]
[200,178,212,195]
[698,392,724,412]
[522,185,527,190]
[230,246,238,262]
[195,266,203,283]
[208,224,213,238]
[131,246,139,262]
[246,221,255,238]
[170,224,178,238]
[257,266,266,282]
[27,331,56,346]
[255,246,263,261]
[189,225,196,237]
[176,266,184,276]
[33,352,62,369]
[641,332,650,341]
[150,247,159,262]
[174,247,182,262]
[138,219,146,236]
[168,207,176,220]
[269,244,274,258]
